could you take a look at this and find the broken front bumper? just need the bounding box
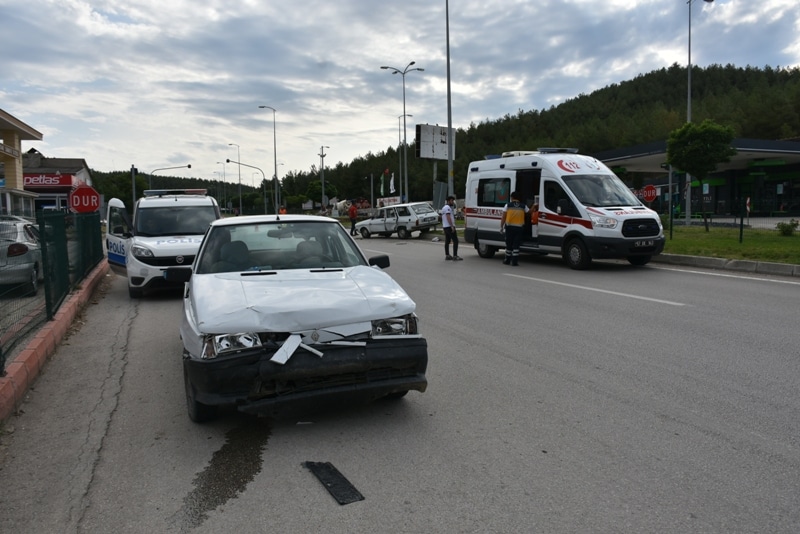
[184,337,428,416]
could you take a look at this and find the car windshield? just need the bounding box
[561,174,642,208]
[196,220,368,274]
[135,206,218,237]
[410,203,435,215]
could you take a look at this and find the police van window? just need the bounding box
[477,178,511,208]
[543,181,570,212]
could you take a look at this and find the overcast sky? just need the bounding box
[2,0,799,188]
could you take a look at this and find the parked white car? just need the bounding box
[165,214,428,422]
[355,202,439,239]
[0,217,43,295]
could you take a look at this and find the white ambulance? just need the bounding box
[106,189,221,297]
[464,149,664,269]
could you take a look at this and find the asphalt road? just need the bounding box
[1,237,799,533]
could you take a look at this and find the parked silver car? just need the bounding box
[0,217,43,295]
[356,202,439,239]
[165,214,428,422]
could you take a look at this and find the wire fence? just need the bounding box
[0,211,104,376]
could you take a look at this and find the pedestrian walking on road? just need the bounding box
[348,202,358,236]
[442,195,462,261]
[500,190,529,266]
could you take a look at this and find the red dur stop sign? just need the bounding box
[69,184,101,213]
[642,184,657,203]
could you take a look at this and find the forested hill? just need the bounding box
[93,64,800,207]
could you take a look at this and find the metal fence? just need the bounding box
[0,211,104,375]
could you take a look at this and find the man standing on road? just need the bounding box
[500,190,529,266]
[442,195,462,261]
[348,201,358,236]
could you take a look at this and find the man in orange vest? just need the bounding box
[500,191,529,266]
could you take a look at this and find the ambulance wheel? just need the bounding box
[627,255,651,266]
[476,241,497,259]
[397,227,411,239]
[360,227,371,239]
[564,238,591,270]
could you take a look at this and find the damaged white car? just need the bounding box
[165,214,428,422]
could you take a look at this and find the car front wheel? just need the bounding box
[397,227,410,239]
[184,366,217,423]
[476,241,496,259]
[359,227,371,239]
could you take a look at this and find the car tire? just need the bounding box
[26,265,39,296]
[128,285,143,298]
[627,255,652,266]
[476,240,497,259]
[184,367,217,423]
[397,227,410,239]
[359,227,371,239]
[564,238,591,270]
[384,390,409,400]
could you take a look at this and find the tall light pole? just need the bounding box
[398,114,412,199]
[446,0,455,197]
[319,146,329,213]
[149,164,191,189]
[228,143,242,215]
[381,61,424,202]
[258,106,279,212]
[685,0,714,222]
[227,158,270,214]
[216,161,226,211]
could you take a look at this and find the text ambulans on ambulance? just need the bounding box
[463,149,665,270]
[106,189,221,297]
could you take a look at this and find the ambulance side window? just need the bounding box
[543,181,571,213]
[477,178,510,207]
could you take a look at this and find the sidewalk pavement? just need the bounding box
[0,261,110,423]
[1,253,798,424]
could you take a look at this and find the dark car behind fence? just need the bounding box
[0,211,104,375]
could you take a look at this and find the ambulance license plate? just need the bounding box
[634,240,654,247]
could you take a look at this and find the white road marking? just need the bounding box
[505,273,687,306]
[650,265,800,285]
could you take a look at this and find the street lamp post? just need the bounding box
[319,146,329,213]
[227,158,271,214]
[397,114,412,199]
[685,0,714,223]
[228,143,242,215]
[258,106,279,213]
[149,164,191,189]
[216,161,227,211]
[381,62,424,202]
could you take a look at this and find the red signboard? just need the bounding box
[69,184,101,213]
[642,184,658,203]
[24,173,76,189]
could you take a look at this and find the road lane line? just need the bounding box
[651,265,800,285]
[505,273,686,306]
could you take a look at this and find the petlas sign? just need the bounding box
[24,173,76,188]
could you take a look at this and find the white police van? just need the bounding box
[106,189,221,297]
[464,149,664,269]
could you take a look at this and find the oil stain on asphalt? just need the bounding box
[178,421,272,532]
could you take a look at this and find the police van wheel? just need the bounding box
[627,255,651,266]
[359,227,371,239]
[128,285,143,298]
[397,227,410,239]
[476,241,496,259]
[564,238,591,270]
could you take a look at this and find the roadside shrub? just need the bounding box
[775,219,799,236]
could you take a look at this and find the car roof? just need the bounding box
[381,202,433,208]
[210,214,339,227]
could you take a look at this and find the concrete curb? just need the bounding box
[0,261,111,424]
[651,253,800,277]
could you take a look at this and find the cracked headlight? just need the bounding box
[371,314,419,337]
[589,214,618,229]
[201,333,262,359]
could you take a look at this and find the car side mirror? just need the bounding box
[368,255,390,269]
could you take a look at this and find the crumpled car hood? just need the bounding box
[188,265,416,333]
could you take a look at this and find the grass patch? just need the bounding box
[663,226,800,264]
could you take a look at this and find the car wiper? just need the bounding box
[241,270,277,276]
[310,268,343,273]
